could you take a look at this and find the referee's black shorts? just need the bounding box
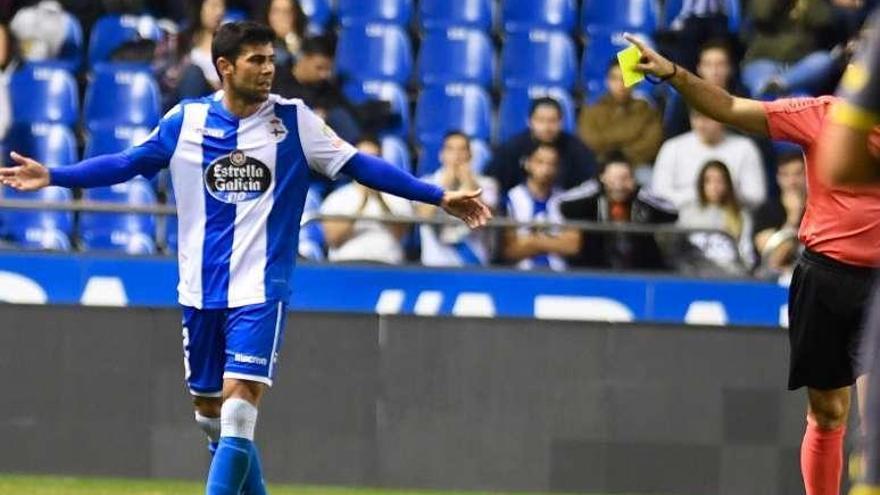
[788,249,876,391]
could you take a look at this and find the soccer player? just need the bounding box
[814,10,880,495]
[0,21,491,495]
[626,33,880,495]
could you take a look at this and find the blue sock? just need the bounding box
[206,437,252,495]
[240,444,267,495]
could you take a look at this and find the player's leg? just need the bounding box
[182,307,227,454]
[851,286,880,495]
[206,301,288,495]
[788,251,874,495]
[802,386,851,495]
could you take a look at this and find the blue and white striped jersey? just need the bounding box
[506,184,567,272]
[125,91,356,309]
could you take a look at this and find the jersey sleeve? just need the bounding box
[122,104,185,178]
[834,8,880,129]
[761,97,833,148]
[296,103,358,179]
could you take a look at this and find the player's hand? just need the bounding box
[440,189,492,229]
[0,152,51,191]
[624,33,676,81]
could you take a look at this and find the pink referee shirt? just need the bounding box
[764,96,880,267]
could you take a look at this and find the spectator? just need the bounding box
[177,0,226,99]
[502,143,579,271]
[320,136,413,265]
[9,0,69,63]
[273,35,362,142]
[652,109,766,209]
[678,160,756,274]
[753,151,806,276]
[486,97,596,196]
[264,0,306,69]
[578,60,663,176]
[0,21,19,142]
[416,131,499,267]
[665,39,749,138]
[559,151,678,271]
[742,0,841,98]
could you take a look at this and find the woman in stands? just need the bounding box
[264,0,307,69]
[677,160,755,275]
[177,0,226,99]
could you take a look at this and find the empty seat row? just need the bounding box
[337,24,653,93]
[10,62,162,129]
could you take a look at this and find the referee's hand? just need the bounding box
[624,33,677,81]
[440,189,492,229]
[0,152,51,191]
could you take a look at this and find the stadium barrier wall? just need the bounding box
[1,305,835,495]
[0,251,789,327]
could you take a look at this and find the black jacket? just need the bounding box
[485,131,597,197]
[559,180,678,270]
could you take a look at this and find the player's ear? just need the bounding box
[216,56,234,79]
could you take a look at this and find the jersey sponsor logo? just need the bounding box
[194,127,226,138]
[233,353,268,366]
[204,150,272,204]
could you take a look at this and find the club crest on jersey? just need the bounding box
[204,150,272,204]
[267,117,288,142]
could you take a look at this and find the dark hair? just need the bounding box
[776,150,805,168]
[598,150,632,175]
[443,130,471,148]
[525,140,559,160]
[697,160,738,209]
[211,21,275,80]
[698,38,734,65]
[529,96,562,118]
[299,34,335,58]
[181,0,225,54]
[263,0,307,40]
[355,134,381,150]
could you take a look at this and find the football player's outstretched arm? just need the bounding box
[625,34,770,138]
[0,151,151,191]
[341,152,492,229]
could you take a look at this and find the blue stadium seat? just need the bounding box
[343,80,410,138]
[417,28,494,87]
[85,125,152,158]
[88,15,163,67]
[300,0,333,33]
[336,24,413,85]
[664,0,740,31]
[339,0,413,27]
[0,186,73,250]
[503,0,577,33]
[582,0,660,35]
[381,136,411,171]
[10,64,79,126]
[58,14,84,72]
[222,8,248,23]
[498,86,575,141]
[501,30,577,90]
[415,84,493,146]
[84,63,162,130]
[581,29,653,102]
[419,0,493,31]
[5,124,77,166]
[80,178,157,254]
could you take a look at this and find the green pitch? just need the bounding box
[0,475,611,495]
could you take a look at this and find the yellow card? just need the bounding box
[617,44,644,88]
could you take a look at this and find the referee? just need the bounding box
[816,9,880,495]
[627,34,880,495]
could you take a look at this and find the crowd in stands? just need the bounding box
[0,0,875,281]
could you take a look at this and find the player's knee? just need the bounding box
[808,390,850,428]
[192,396,222,418]
[220,397,259,441]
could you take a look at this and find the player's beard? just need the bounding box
[230,77,271,105]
